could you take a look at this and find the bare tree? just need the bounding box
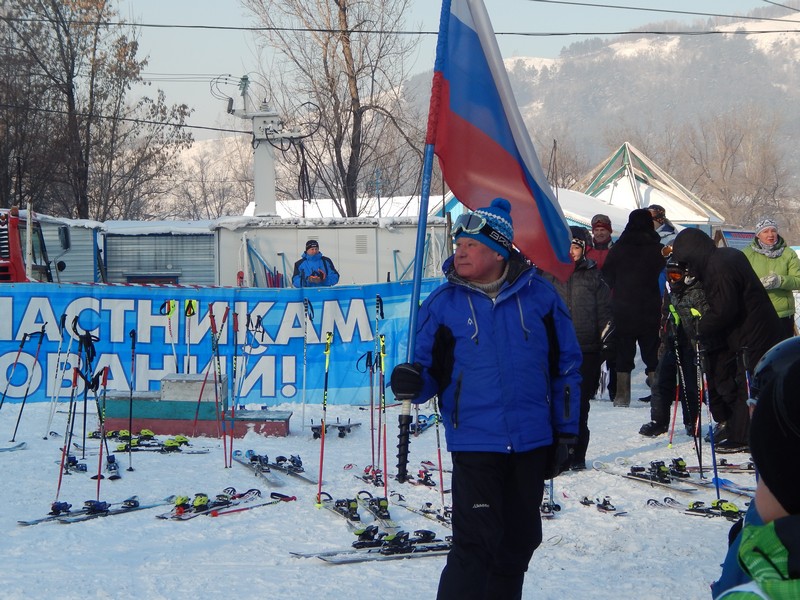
[1,0,192,219]
[680,105,794,232]
[169,137,253,220]
[241,0,423,216]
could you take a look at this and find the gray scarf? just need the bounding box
[752,237,785,259]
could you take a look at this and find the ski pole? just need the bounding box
[432,403,447,509]
[697,344,721,499]
[316,331,333,505]
[379,334,388,498]
[184,300,198,374]
[228,310,240,468]
[10,323,47,442]
[71,318,98,458]
[374,295,384,481]
[54,367,80,503]
[301,299,313,432]
[210,303,230,467]
[93,367,110,497]
[0,332,30,412]
[127,329,136,472]
[160,300,179,373]
[44,313,70,439]
[366,351,375,478]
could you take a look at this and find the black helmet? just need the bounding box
[666,256,692,289]
[749,337,800,514]
[750,337,800,401]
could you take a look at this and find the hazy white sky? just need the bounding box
[116,0,782,138]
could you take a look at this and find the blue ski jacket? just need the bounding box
[412,255,582,453]
[291,252,340,288]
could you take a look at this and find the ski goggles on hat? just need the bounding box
[451,213,513,252]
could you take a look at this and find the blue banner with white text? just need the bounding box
[0,280,441,406]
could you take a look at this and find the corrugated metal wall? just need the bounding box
[41,223,99,283]
[104,234,215,285]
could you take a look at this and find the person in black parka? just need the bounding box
[601,209,666,407]
[671,228,784,450]
[563,227,613,468]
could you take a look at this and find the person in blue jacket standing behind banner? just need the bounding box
[390,197,582,600]
[292,240,340,288]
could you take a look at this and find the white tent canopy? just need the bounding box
[574,142,725,227]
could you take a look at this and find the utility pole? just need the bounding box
[227,75,302,216]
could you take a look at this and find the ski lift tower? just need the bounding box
[227,75,300,216]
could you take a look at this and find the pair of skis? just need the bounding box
[291,529,451,564]
[647,496,746,521]
[18,495,173,526]
[156,488,295,520]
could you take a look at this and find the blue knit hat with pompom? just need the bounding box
[455,198,514,259]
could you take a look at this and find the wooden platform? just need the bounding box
[101,373,292,437]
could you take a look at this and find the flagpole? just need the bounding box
[395,0,452,484]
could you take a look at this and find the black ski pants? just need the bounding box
[650,341,699,428]
[576,351,602,462]
[615,330,659,373]
[436,448,547,600]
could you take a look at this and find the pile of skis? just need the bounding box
[155,487,296,520]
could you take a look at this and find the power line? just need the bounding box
[761,0,800,13]
[5,4,800,38]
[524,0,800,25]
[0,103,250,135]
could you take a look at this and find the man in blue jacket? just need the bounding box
[391,198,582,600]
[291,240,340,287]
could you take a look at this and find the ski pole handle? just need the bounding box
[270,492,297,502]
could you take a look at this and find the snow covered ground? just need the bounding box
[0,371,753,600]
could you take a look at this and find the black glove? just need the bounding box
[390,362,424,400]
[543,434,578,479]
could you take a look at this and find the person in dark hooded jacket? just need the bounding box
[671,228,783,451]
[601,209,666,407]
[563,226,613,468]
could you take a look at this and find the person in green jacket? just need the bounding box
[742,217,800,339]
[713,337,800,599]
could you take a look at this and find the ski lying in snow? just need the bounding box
[319,531,451,564]
[593,462,698,493]
[647,497,746,521]
[18,495,140,526]
[650,458,755,498]
[310,418,361,439]
[74,442,209,455]
[266,454,318,485]
[156,488,263,520]
[684,459,755,474]
[580,496,627,516]
[389,492,452,529]
[58,495,176,524]
[231,450,286,487]
[0,441,26,452]
[316,491,364,531]
[356,490,401,533]
[205,492,296,517]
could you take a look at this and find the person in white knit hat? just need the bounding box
[742,217,800,340]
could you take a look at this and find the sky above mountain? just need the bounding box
[117,0,781,139]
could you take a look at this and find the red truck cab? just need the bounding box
[0,207,53,282]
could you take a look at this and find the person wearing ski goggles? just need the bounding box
[450,212,514,256]
[391,197,582,600]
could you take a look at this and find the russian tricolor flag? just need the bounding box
[427,0,573,281]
